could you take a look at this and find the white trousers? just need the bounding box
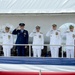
[66,49,74,58]
[50,47,59,58]
[3,47,11,57]
[33,48,41,57]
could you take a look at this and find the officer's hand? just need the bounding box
[33,29,36,32]
[25,46,27,48]
[16,26,20,30]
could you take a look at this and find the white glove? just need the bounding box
[16,26,20,30]
[33,28,36,32]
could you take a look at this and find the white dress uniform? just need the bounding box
[29,32,44,57]
[64,31,75,58]
[2,32,13,57]
[46,29,61,58]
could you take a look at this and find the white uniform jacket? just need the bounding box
[63,31,75,49]
[29,32,44,49]
[2,32,13,49]
[46,29,61,48]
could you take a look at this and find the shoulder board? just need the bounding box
[50,30,53,31]
[50,30,53,32]
[33,32,36,33]
[25,30,28,32]
[40,32,43,34]
[9,32,12,34]
[2,31,5,33]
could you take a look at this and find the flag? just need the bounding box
[0,57,75,75]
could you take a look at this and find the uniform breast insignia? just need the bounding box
[56,32,58,35]
[24,32,26,37]
[39,35,41,38]
[8,35,11,39]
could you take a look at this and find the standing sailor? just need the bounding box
[12,23,29,56]
[64,25,75,58]
[29,26,44,57]
[46,24,61,58]
[1,27,13,57]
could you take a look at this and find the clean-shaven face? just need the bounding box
[20,26,25,30]
[70,28,74,32]
[53,26,57,30]
[5,29,10,32]
[36,28,40,32]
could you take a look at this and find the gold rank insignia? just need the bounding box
[56,32,58,35]
[8,35,11,39]
[39,35,41,38]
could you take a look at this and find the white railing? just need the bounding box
[0,44,75,75]
[0,44,75,57]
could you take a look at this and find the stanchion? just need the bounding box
[39,70,41,75]
[29,44,31,57]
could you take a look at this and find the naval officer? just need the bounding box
[12,23,29,56]
[1,26,13,57]
[63,25,75,58]
[29,26,44,57]
[46,24,61,58]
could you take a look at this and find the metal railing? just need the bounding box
[0,44,75,75]
[0,43,75,57]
